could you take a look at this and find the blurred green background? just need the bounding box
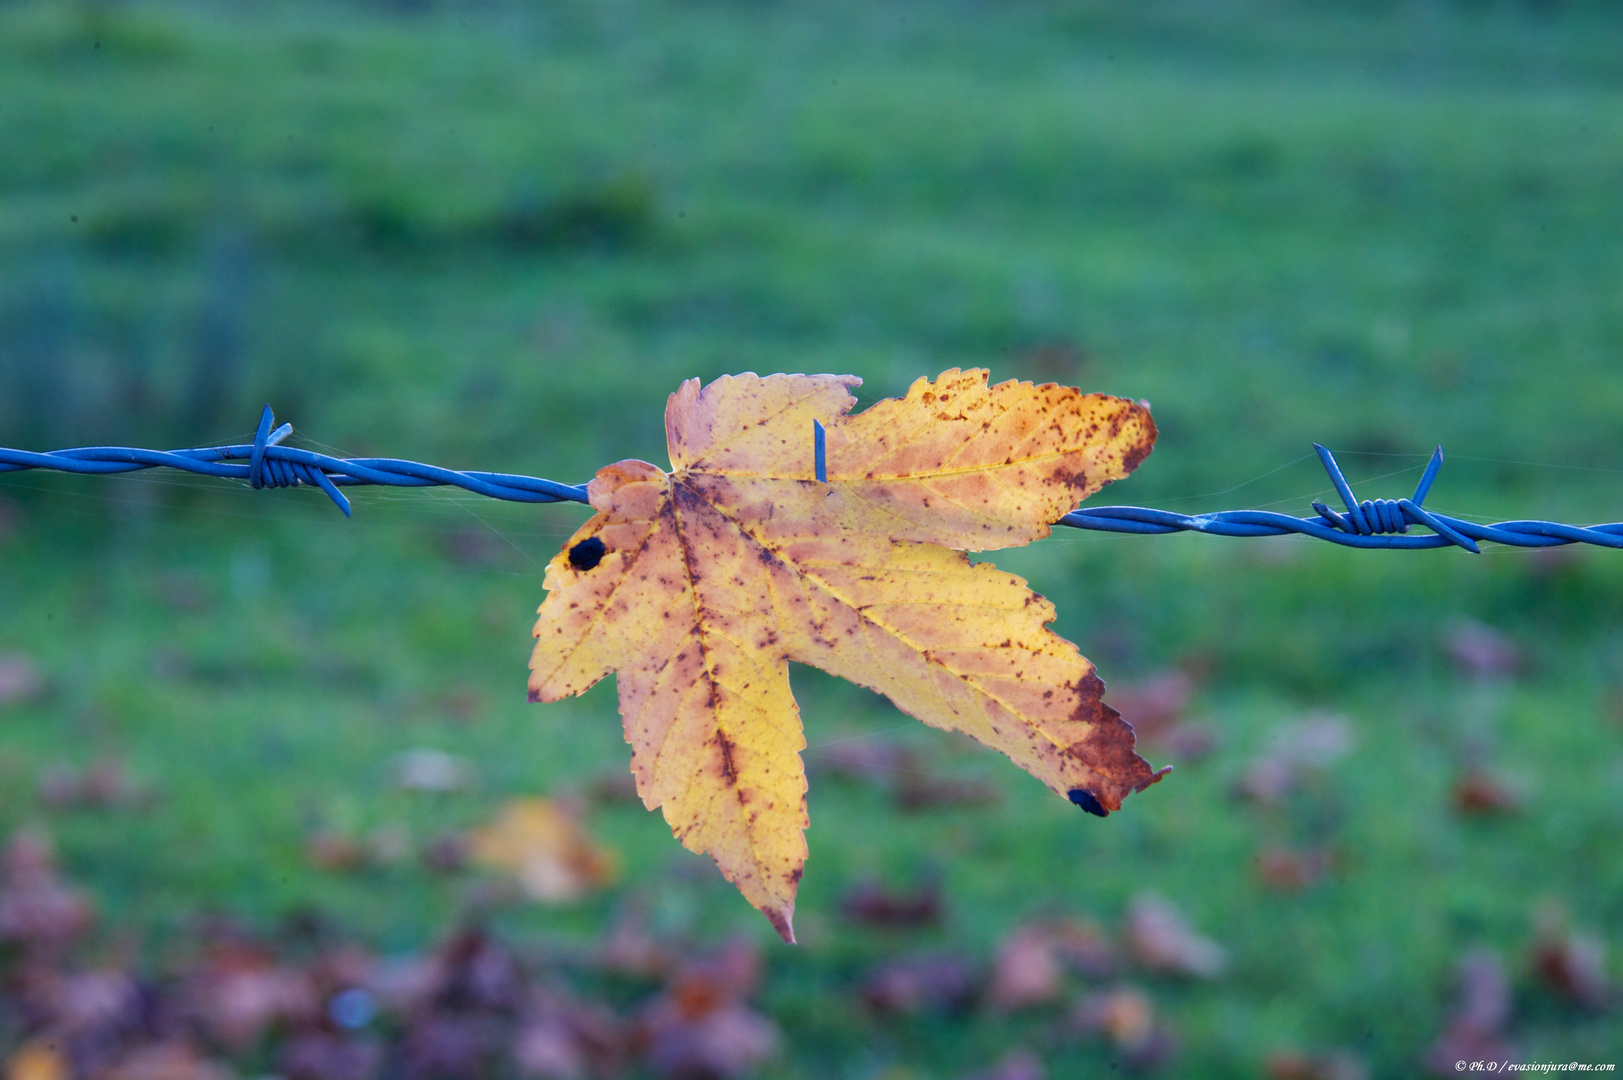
[1,1,1620,1076]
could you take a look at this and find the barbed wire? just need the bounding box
[2,406,1619,554]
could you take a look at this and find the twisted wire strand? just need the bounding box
[0,406,589,518]
[2,406,1619,553]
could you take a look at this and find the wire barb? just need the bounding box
[1305,444,1479,552]
[1,405,1620,552]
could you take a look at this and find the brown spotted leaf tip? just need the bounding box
[529,369,1166,942]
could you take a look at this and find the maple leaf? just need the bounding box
[529,369,1165,942]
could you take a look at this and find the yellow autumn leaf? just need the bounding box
[530,369,1165,941]
[468,798,619,902]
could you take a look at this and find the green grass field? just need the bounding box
[1,2,1621,1076]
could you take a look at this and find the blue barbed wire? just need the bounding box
[2,405,1620,553]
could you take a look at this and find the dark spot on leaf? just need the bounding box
[716,733,739,784]
[568,536,607,571]
[1068,788,1108,816]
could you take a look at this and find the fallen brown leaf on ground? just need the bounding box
[432,686,487,724]
[596,908,676,981]
[1124,894,1225,979]
[306,832,369,873]
[101,1042,236,1080]
[987,925,1066,1012]
[861,952,979,1016]
[810,740,1001,810]
[1053,919,1119,980]
[1264,1048,1368,1080]
[1236,714,1353,805]
[1530,905,1612,1009]
[512,987,623,1080]
[421,832,472,875]
[280,1031,382,1080]
[986,919,1114,1010]
[398,1012,507,1080]
[0,654,46,708]
[1254,847,1335,892]
[839,878,943,930]
[1422,949,1515,1076]
[893,770,1003,812]
[0,831,93,952]
[807,739,920,786]
[468,799,619,903]
[637,939,778,1080]
[964,1047,1046,1080]
[0,834,821,1080]
[1070,986,1177,1072]
[33,967,144,1040]
[155,569,213,613]
[392,749,475,793]
[189,940,320,1050]
[1444,620,1523,680]
[38,758,154,812]
[1452,768,1522,817]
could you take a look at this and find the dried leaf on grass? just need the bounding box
[595,908,676,981]
[193,943,321,1050]
[1423,949,1515,1076]
[1254,847,1335,892]
[839,878,943,930]
[1235,714,1353,806]
[808,739,919,785]
[0,653,46,708]
[392,749,475,793]
[1445,620,1523,680]
[306,832,369,873]
[38,758,155,812]
[530,369,1163,940]
[963,1047,1046,1080]
[100,1042,235,1080]
[1530,905,1612,1009]
[860,953,979,1016]
[1124,894,1226,980]
[0,831,93,952]
[513,989,622,1080]
[422,832,473,874]
[0,830,804,1080]
[810,739,1003,810]
[987,926,1067,1011]
[1452,769,1522,817]
[636,940,779,1080]
[468,799,619,903]
[1069,987,1177,1072]
[1264,1048,1368,1080]
[279,1031,381,1080]
[987,919,1116,1011]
